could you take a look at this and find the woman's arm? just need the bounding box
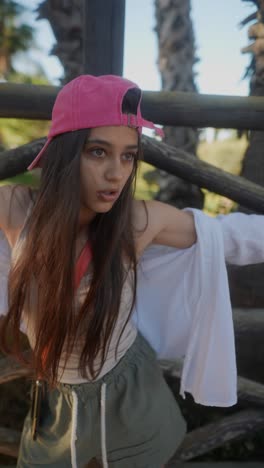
[133,199,197,252]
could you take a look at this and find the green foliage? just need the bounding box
[198,134,247,175]
[7,70,49,85]
[0,22,33,54]
[198,134,247,215]
[135,162,159,200]
[0,0,28,16]
[0,0,35,78]
[0,171,40,188]
[0,2,50,151]
[0,116,49,150]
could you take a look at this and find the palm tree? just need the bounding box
[153,0,203,208]
[239,0,264,191]
[0,0,34,79]
[37,0,82,83]
[228,0,264,306]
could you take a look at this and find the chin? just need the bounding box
[96,205,114,213]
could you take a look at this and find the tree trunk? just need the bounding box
[0,49,10,79]
[37,0,125,82]
[153,0,203,208]
[228,0,264,307]
[238,2,264,195]
[37,0,83,83]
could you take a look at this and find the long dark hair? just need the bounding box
[0,90,143,385]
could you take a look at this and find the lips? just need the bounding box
[97,190,119,202]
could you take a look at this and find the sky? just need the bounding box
[16,0,253,97]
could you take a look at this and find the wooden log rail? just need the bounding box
[0,427,20,458]
[1,136,264,213]
[1,82,264,131]
[142,137,264,213]
[0,353,32,384]
[161,362,264,462]
[170,409,264,462]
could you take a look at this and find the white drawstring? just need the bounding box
[70,385,108,468]
[71,390,78,468]
[100,383,108,468]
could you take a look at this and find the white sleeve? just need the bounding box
[0,230,11,316]
[217,213,264,265]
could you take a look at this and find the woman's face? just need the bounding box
[79,125,138,225]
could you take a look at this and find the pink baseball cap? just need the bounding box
[28,74,164,170]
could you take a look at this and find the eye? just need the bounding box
[122,152,137,162]
[88,147,106,158]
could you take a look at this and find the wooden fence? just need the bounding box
[1,83,264,465]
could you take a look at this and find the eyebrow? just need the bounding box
[85,138,138,150]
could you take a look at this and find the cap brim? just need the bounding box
[27,139,51,170]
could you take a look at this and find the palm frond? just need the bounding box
[239,11,258,27]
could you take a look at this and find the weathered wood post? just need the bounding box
[82,0,126,76]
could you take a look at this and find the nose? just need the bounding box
[105,158,123,182]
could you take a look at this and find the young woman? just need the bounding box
[0,74,263,467]
[0,75,196,468]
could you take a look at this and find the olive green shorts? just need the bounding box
[17,333,186,467]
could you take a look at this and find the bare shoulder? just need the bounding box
[0,185,34,246]
[132,199,148,231]
[132,198,196,255]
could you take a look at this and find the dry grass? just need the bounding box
[198,135,248,215]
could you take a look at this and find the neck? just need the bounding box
[78,207,96,230]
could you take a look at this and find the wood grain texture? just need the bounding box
[0,427,20,458]
[0,354,32,384]
[170,409,264,462]
[2,82,264,130]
